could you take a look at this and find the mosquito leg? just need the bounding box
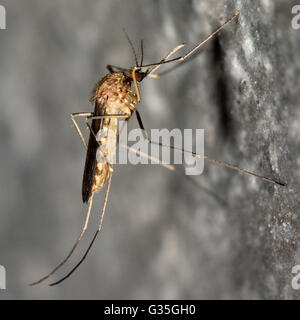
[30,112,122,285]
[114,109,174,170]
[71,113,128,150]
[148,43,185,77]
[118,113,227,204]
[120,143,174,171]
[146,139,286,186]
[144,11,240,75]
[178,10,240,62]
[38,113,122,286]
[49,174,113,286]
[29,193,95,286]
[72,112,129,170]
[71,112,94,150]
[128,108,286,186]
[128,104,148,141]
[121,110,282,186]
[87,114,129,120]
[122,107,175,170]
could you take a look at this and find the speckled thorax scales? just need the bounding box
[84,72,138,201]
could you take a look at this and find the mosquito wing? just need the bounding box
[82,99,106,203]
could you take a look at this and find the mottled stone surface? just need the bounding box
[0,0,299,299]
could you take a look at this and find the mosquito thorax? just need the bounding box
[89,72,135,106]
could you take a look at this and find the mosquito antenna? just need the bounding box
[123,29,138,67]
[148,140,286,186]
[29,193,95,286]
[140,39,144,67]
[49,174,113,286]
[141,10,240,72]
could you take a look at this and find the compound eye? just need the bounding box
[135,70,142,81]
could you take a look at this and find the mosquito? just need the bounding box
[30,10,286,286]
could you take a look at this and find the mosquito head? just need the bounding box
[127,67,149,83]
[122,31,149,82]
[135,67,149,82]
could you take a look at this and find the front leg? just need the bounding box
[70,112,94,150]
[71,112,130,150]
[128,104,148,140]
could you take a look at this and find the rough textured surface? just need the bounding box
[0,0,299,299]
